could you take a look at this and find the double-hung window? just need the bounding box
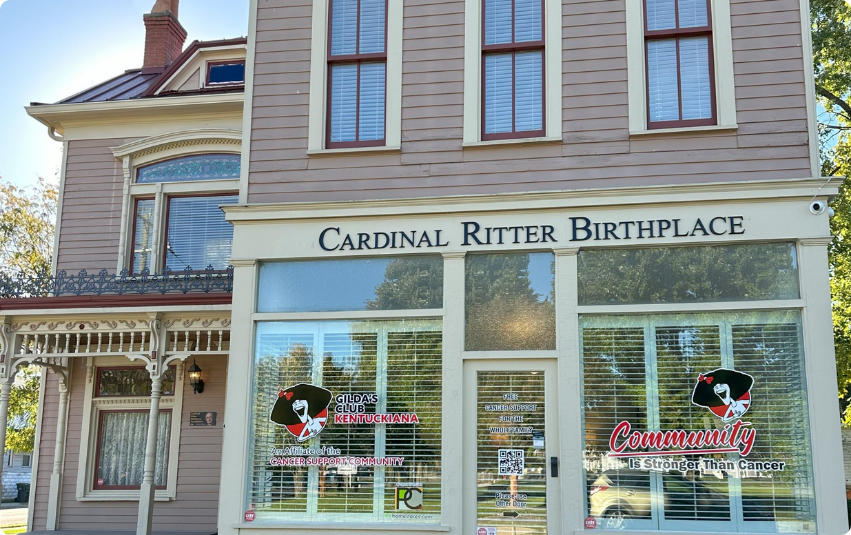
[644,0,715,128]
[482,0,545,140]
[128,154,239,274]
[326,0,387,148]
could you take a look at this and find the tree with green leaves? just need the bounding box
[812,0,851,423]
[0,176,57,279]
[6,367,39,453]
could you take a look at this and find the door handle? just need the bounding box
[550,457,559,477]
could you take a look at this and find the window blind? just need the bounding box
[679,37,712,121]
[330,64,359,143]
[358,63,386,141]
[484,0,512,45]
[484,54,514,134]
[164,195,237,271]
[647,40,680,123]
[645,0,676,31]
[515,0,542,42]
[133,199,155,273]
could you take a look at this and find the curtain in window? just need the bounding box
[165,195,238,271]
[133,199,155,273]
[96,411,170,487]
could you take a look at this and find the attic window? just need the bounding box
[207,61,245,85]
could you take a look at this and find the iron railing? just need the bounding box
[0,266,234,298]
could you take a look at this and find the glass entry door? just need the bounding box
[464,360,560,535]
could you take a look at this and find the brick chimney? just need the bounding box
[142,0,187,74]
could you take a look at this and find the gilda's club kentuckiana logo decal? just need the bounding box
[691,368,754,422]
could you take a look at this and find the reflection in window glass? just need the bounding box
[581,312,816,532]
[578,243,800,305]
[165,195,238,271]
[248,320,442,524]
[465,253,555,351]
[257,257,444,313]
[96,367,175,397]
[132,199,155,273]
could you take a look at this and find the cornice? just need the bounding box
[111,129,242,159]
[224,177,844,223]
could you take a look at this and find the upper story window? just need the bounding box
[482,0,545,140]
[645,0,715,128]
[207,61,246,86]
[130,154,239,274]
[326,0,387,148]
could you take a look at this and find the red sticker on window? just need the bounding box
[244,510,255,522]
[584,516,597,529]
[97,478,105,486]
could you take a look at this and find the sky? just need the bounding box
[0,0,249,190]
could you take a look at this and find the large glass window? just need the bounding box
[482,0,545,139]
[258,257,444,313]
[164,195,238,271]
[578,243,800,306]
[94,410,171,489]
[465,252,555,351]
[248,320,442,524]
[581,312,816,532]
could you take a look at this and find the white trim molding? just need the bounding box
[306,0,403,152]
[111,129,242,160]
[462,0,562,144]
[626,0,737,135]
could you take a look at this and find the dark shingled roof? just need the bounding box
[58,70,160,104]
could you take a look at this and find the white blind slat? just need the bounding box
[484,0,512,45]
[514,51,543,132]
[359,0,385,53]
[679,37,712,120]
[358,62,386,141]
[647,39,680,122]
[484,53,514,134]
[331,0,357,56]
[514,0,542,42]
[165,195,237,271]
[330,64,359,142]
[646,0,677,30]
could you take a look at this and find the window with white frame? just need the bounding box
[463,0,561,143]
[625,0,736,132]
[128,153,239,274]
[77,363,184,500]
[307,0,402,151]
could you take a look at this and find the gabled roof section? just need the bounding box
[47,37,247,105]
[144,37,247,97]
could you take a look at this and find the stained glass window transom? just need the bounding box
[137,154,241,184]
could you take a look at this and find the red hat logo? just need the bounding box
[691,368,754,422]
[270,383,333,442]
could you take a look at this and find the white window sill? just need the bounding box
[234,522,449,531]
[76,491,173,502]
[306,146,402,156]
[462,136,562,149]
[630,124,738,137]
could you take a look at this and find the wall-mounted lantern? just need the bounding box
[188,359,204,394]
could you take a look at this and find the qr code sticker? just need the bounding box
[498,449,524,476]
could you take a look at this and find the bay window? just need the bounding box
[326,0,387,148]
[645,0,715,128]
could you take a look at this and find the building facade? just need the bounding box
[5,0,848,534]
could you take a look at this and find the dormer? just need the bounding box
[145,38,248,97]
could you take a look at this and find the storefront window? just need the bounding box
[581,312,816,532]
[465,252,555,351]
[578,243,800,305]
[247,320,442,524]
[258,256,444,313]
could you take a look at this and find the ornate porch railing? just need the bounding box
[0,266,234,298]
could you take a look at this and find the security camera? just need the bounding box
[810,201,827,215]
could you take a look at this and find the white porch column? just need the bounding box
[0,380,14,488]
[137,375,163,535]
[798,237,848,532]
[46,376,70,530]
[0,323,15,488]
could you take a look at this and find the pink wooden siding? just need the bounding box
[56,139,130,274]
[31,356,227,531]
[246,0,812,203]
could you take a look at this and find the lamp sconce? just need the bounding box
[188,359,204,394]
